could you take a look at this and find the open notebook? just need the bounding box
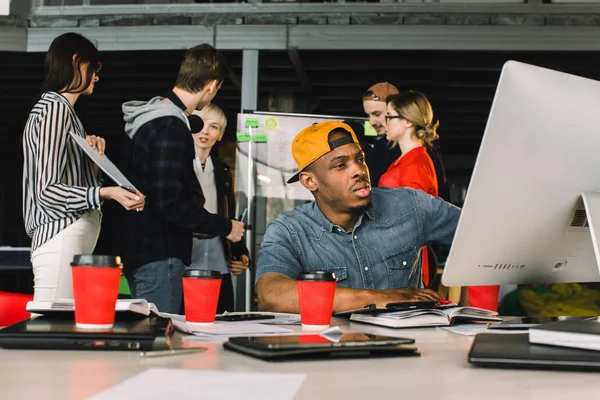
[350,306,501,328]
[26,299,161,319]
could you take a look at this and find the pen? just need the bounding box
[238,207,248,223]
[139,348,206,358]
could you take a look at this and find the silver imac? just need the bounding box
[442,60,600,287]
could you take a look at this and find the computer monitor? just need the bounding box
[442,60,600,287]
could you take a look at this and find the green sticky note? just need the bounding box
[236,132,251,142]
[254,133,268,143]
[364,121,377,136]
[245,118,260,128]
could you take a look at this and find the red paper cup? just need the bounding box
[182,269,222,325]
[71,255,122,330]
[297,271,337,330]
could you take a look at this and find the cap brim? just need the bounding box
[287,172,300,184]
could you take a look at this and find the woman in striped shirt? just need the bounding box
[22,32,145,302]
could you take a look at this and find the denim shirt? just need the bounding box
[256,187,461,290]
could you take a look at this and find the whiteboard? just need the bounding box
[235,113,330,202]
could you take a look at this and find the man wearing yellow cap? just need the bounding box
[256,121,461,313]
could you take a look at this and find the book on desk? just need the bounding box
[349,306,501,329]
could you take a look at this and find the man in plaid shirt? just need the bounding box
[120,44,244,313]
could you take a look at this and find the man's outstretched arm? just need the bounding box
[257,272,441,313]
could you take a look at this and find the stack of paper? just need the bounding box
[171,319,293,336]
[163,313,299,342]
[172,316,343,343]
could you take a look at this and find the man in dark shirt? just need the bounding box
[120,44,244,313]
[362,82,402,188]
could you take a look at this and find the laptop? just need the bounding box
[469,333,600,371]
[0,316,173,351]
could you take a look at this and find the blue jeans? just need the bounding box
[125,258,186,314]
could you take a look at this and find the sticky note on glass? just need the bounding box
[236,132,251,142]
[264,117,278,131]
[254,133,268,143]
[245,118,260,128]
[364,121,377,136]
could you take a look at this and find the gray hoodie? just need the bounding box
[122,96,190,139]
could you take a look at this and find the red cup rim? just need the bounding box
[184,269,221,279]
[71,255,121,268]
[298,271,337,282]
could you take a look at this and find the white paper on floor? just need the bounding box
[89,368,306,400]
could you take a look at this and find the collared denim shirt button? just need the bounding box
[353,235,358,239]
[365,267,369,271]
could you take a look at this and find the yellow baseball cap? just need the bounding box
[287,121,360,184]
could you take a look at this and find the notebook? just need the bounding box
[469,333,600,371]
[333,301,452,317]
[528,318,600,351]
[0,316,173,351]
[349,306,501,328]
[26,299,161,320]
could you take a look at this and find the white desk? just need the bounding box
[1,319,598,400]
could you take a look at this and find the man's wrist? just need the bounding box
[357,288,380,307]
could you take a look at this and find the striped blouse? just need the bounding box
[22,92,102,252]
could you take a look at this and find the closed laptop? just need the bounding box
[0,316,173,351]
[469,333,600,371]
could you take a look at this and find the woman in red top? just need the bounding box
[379,91,439,287]
[380,91,438,194]
[381,91,499,310]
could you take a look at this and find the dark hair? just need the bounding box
[41,32,99,95]
[175,44,229,93]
